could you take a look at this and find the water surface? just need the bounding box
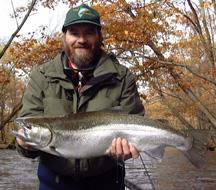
[0,149,38,190]
[0,148,216,190]
[125,148,216,190]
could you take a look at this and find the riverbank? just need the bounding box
[0,143,15,150]
[0,144,9,149]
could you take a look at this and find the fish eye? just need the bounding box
[26,124,32,129]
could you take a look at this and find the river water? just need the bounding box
[0,148,216,190]
[0,149,38,190]
[125,148,216,190]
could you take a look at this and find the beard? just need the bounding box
[63,39,101,70]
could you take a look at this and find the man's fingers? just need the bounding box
[16,137,30,150]
[110,137,139,160]
[111,138,116,155]
[16,128,36,151]
[116,137,123,158]
[122,139,130,155]
[16,129,26,147]
[129,143,140,159]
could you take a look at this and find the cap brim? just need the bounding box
[62,20,101,31]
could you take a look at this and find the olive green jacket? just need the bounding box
[17,51,144,178]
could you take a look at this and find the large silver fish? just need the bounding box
[13,111,208,167]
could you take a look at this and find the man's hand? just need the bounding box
[16,129,36,151]
[110,137,139,160]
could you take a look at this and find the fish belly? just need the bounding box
[48,126,150,159]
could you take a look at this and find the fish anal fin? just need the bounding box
[142,145,166,164]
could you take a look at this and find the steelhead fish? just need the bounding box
[13,111,208,167]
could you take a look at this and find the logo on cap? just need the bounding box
[78,7,95,18]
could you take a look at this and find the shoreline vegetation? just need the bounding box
[0,123,16,149]
[0,143,15,149]
[0,143,9,149]
[0,132,16,149]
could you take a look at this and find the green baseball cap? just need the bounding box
[62,4,101,31]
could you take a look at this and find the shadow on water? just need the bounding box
[1,148,216,190]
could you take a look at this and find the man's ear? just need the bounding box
[61,33,66,40]
[99,32,104,46]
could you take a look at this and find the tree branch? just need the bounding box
[0,101,22,130]
[10,0,19,28]
[155,78,194,129]
[0,0,38,59]
[142,56,216,86]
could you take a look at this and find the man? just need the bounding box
[16,4,144,190]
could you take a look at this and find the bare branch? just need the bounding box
[10,0,19,28]
[155,78,194,129]
[212,0,216,15]
[199,0,215,65]
[166,2,200,34]
[0,101,22,130]
[187,0,203,34]
[170,71,216,128]
[0,0,38,59]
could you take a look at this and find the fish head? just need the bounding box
[14,117,52,148]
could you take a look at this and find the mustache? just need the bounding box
[73,45,91,48]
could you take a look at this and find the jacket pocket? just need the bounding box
[43,98,73,116]
[85,96,119,111]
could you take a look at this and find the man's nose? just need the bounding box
[77,34,87,43]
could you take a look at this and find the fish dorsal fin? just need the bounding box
[103,106,143,114]
[142,145,166,164]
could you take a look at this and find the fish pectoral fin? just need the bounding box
[49,146,62,157]
[25,142,40,148]
[143,145,166,163]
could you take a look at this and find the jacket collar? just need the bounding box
[43,51,124,81]
[42,52,67,80]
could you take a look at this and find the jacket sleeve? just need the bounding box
[19,67,46,117]
[16,67,46,159]
[120,69,145,116]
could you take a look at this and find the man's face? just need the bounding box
[63,23,102,69]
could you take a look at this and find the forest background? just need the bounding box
[0,0,215,147]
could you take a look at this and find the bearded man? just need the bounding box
[16,4,144,190]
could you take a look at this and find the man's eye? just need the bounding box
[86,31,95,35]
[70,32,79,36]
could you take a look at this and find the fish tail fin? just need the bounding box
[184,130,215,168]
